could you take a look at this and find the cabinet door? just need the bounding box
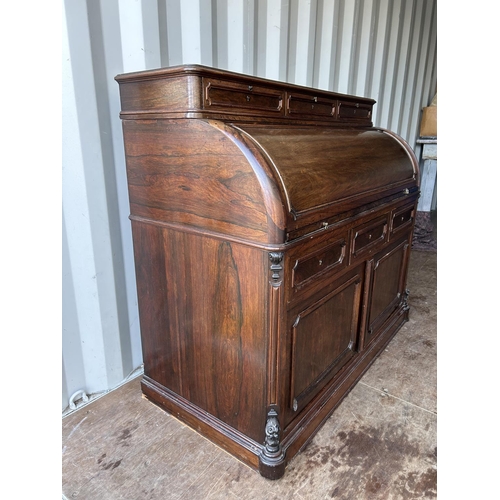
[364,236,410,346]
[286,268,363,418]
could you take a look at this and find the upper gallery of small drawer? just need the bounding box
[286,93,337,119]
[203,78,285,116]
[338,100,372,121]
[115,65,376,124]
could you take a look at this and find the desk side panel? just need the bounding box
[132,220,269,443]
[122,119,284,244]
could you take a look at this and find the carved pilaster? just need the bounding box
[267,251,284,407]
[259,407,286,480]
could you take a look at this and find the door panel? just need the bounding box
[366,237,410,344]
[287,271,363,415]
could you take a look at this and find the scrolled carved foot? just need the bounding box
[402,289,410,312]
[258,408,286,479]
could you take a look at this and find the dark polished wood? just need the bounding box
[115,64,419,480]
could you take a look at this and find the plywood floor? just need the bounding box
[62,250,437,500]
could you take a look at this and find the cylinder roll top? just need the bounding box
[116,64,418,246]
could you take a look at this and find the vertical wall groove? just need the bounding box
[87,0,134,378]
[63,0,437,411]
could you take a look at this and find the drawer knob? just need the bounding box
[318,260,323,266]
[246,95,251,101]
[248,85,253,91]
[368,234,372,240]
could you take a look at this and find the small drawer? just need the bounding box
[391,205,414,235]
[337,100,372,121]
[287,93,336,118]
[292,238,347,289]
[204,78,284,114]
[351,216,388,259]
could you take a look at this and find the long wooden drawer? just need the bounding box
[286,228,349,304]
[292,238,346,289]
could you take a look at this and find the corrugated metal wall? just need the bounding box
[62,0,437,412]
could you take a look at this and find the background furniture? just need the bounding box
[413,137,437,251]
[417,138,437,212]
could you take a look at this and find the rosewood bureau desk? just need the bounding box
[115,65,420,479]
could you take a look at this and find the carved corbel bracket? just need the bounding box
[269,252,284,287]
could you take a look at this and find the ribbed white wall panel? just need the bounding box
[62,0,437,412]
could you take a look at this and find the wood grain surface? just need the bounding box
[116,65,420,479]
